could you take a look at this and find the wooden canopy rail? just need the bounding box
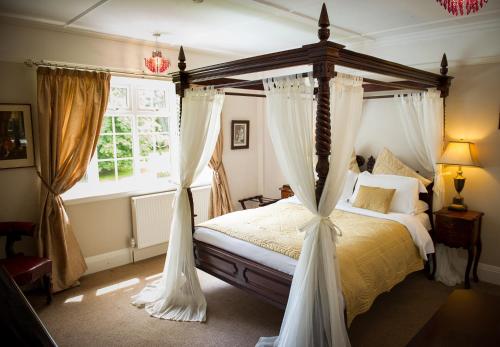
[171,3,452,204]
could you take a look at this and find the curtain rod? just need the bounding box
[24,59,172,80]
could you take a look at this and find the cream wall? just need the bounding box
[0,22,266,259]
[444,63,500,268]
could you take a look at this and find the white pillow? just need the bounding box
[415,200,430,214]
[339,170,359,203]
[350,172,421,215]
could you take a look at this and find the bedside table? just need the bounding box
[433,209,484,289]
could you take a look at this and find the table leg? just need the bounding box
[473,238,482,282]
[465,247,473,289]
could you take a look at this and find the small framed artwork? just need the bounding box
[0,104,35,169]
[231,120,249,150]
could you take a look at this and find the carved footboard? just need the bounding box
[193,239,292,309]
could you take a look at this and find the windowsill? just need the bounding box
[63,179,211,206]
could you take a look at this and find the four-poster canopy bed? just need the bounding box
[168,4,452,315]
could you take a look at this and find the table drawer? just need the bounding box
[435,215,473,247]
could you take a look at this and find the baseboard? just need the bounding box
[84,248,132,276]
[476,262,500,286]
[133,242,168,262]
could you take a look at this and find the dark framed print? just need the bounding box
[0,104,34,169]
[231,120,249,150]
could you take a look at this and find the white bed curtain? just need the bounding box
[396,90,463,285]
[395,90,444,211]
[259,72,363,347]
[132,87,224,321]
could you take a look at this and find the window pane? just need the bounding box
[139,134,154,156]
[156,154,170,178]
[100,116,113,134]
[97,135,114,160]
[114,116,132,133]
[117,159,133,179]
[156,134,169,154]
[138,89,166,110]
[98,160,115,181]
[156,117,169,133]
[109,87,129,110]
[115,134,133,158]
[139,157,150,175]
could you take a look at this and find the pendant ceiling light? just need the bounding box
[144,33,170,74]
[436,0,488,16]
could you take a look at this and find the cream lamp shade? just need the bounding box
[438,141,480,167]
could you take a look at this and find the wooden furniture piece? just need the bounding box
[0,266,57,346]
[407,289,500,347]
[0,222,53,304]
[194,155,436,310]
[238,195,279,210]
[279,185,294,199]
[433,209,484,289]
[173,3,448,316]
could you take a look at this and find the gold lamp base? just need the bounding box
[447,167,468,211]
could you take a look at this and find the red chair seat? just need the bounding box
[0,256,52,286]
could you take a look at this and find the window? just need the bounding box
[83,77,175,186]
[65,76,212,201]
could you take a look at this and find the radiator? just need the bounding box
[131,186,211,250]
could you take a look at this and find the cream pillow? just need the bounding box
[373,148,432,187]
[352,185,396,214]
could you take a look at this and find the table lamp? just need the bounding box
[438,140,480,211]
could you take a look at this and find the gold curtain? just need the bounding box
[37,67,110,291]
[208,116,233,219]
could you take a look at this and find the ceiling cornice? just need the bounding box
[0,14,245,60]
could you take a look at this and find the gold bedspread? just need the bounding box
[198,202,423,324]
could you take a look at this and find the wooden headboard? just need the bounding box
[356,155,434,230]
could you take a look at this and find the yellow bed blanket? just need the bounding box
[198,202,423,324]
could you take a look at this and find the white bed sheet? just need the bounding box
[193,201,433,275]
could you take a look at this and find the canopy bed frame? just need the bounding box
[170,4,451,311]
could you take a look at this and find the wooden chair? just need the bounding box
[0,222,52,304]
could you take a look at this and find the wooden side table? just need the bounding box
[433,208,484,289]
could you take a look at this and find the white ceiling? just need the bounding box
[0,0,499,57]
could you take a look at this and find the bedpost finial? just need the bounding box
[178,46,186,72]
[318,3,330,41]
[440,53,448,76]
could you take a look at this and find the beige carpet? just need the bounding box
[28,256,500,347]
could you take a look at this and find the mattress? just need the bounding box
[194,211,431,276]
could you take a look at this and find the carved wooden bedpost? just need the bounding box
[313,4,332,205]
[312,4,340,205]
[172,46,196,232]
[438,53,452,139]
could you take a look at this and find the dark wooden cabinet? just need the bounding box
[433,209,484,289]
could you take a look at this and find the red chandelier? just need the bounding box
[144,33,170,74]
[436,0,488,16]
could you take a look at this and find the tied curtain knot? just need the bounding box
[299,215,343,243]
[36,170,59,196]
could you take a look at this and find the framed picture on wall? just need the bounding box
[0,104,35,169]
[231,120,249,150]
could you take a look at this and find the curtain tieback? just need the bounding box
[299,216,343,243]
[171,185,189,207]
[36,170,59,196]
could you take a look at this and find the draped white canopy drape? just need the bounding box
[396,91,462,285]
[259,72,363,347]
[132,87,224,321]
[396,90,444,211]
